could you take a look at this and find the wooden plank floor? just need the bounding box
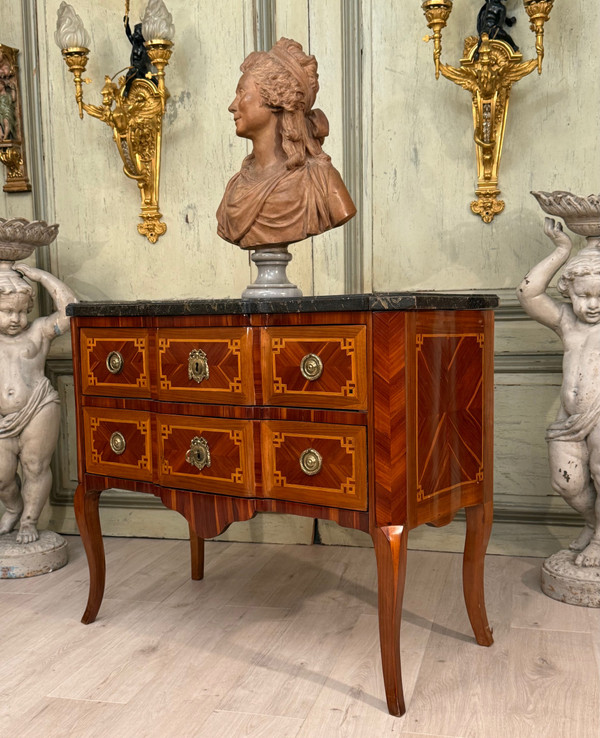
[0,535,598,737]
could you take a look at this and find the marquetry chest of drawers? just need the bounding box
[67,292,498,716]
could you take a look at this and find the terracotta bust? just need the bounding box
[217,37,356,250]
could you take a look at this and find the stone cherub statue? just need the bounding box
[0,263,77,544]
[518,212,600,568]
[217,37,356,251]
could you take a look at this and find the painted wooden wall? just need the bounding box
[1,0,597,553]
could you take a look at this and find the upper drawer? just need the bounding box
[261,326,368,410]
[156,328,254,405]
[80,328,151,398]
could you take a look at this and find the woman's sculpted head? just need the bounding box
[232,38,330,169]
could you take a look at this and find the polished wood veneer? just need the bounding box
[68,293,497,716]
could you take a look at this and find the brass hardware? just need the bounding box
[422,0,453,79]
[0,44,32,192]
[188,348,209,384]
[106,350,124,374]
[300,353,323,381]
[299,448,322,476]
[422,0,555,222]
[56,3,174,242]
[109,431,126,455]
[185,436,211,471]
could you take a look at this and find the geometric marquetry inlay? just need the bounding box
[415,333,484,502]
[81,328,150,397]
[263,420,367,510]
[83,407,152,481]
[156,328,254,405]
[156,414,254,496]
[263,325,367,410]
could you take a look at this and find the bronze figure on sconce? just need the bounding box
[476,0,518,53]
[124,17,156,97]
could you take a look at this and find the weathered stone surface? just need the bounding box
[541,549,600,607]
[0,530,68,578]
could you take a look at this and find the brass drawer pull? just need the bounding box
[106,351,124,374]
[109,431,126,455]
[300,448,322,476]
[186,436,211,471]
[300,353,323,381]
[188,349,209,384]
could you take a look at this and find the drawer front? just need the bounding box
[262,420,367,510]
[83,407,152,481]
[80,328,151,397]
[157,414,255,496]
[262,326,368,410]
[157,328,254,405]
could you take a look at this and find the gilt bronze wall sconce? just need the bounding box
[0,44,31,193]
[422,0,555,223]
[55,0,174,243]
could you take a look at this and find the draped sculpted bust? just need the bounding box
[217,38,356,250]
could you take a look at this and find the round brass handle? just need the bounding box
[109,431,126,455]
[106,350,124,374]
[300,353,323,381]
[188,349,209,384]
[185,436,211,471]
[299,448,322,476]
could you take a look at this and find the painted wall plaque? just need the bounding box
[0,44,31,193]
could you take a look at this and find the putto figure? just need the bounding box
[518,219,600,567]
[476,0,518,51]
[0,264,77,543]
[217,37,356,250]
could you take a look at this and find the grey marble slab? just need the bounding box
[66,292,499,317]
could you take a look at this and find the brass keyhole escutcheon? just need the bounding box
[300,353,323,381]
[299,448,322,476]
[185,436,211,471]
[188,349,209,384]
[109,431,126,455]
[106,351,124,374]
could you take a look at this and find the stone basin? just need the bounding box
[0,217,59,262]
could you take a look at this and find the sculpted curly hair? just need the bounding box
[241,38,330,169]
[557,249,600,298]
[0,271,34,311]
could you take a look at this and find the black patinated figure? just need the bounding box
[123,18,157,97]
[476,0,519,55]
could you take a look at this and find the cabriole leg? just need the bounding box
[74,484,105,624]
[463,501,494,646]
[189,523,204,580]
[371,524,408,716]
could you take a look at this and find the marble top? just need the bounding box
[66,292,498,317]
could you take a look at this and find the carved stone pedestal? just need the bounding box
[541,549,600,608]
[242,246,302,298]
[0,530,68,578]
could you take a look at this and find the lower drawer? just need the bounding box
[83,407,153,482]
[157,414,255,496]
[262,420,367,510]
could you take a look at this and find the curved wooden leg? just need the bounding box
[463,500,494,646]
[74,483,105,625]
[189,523,204,581]
[371,525,408,717]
